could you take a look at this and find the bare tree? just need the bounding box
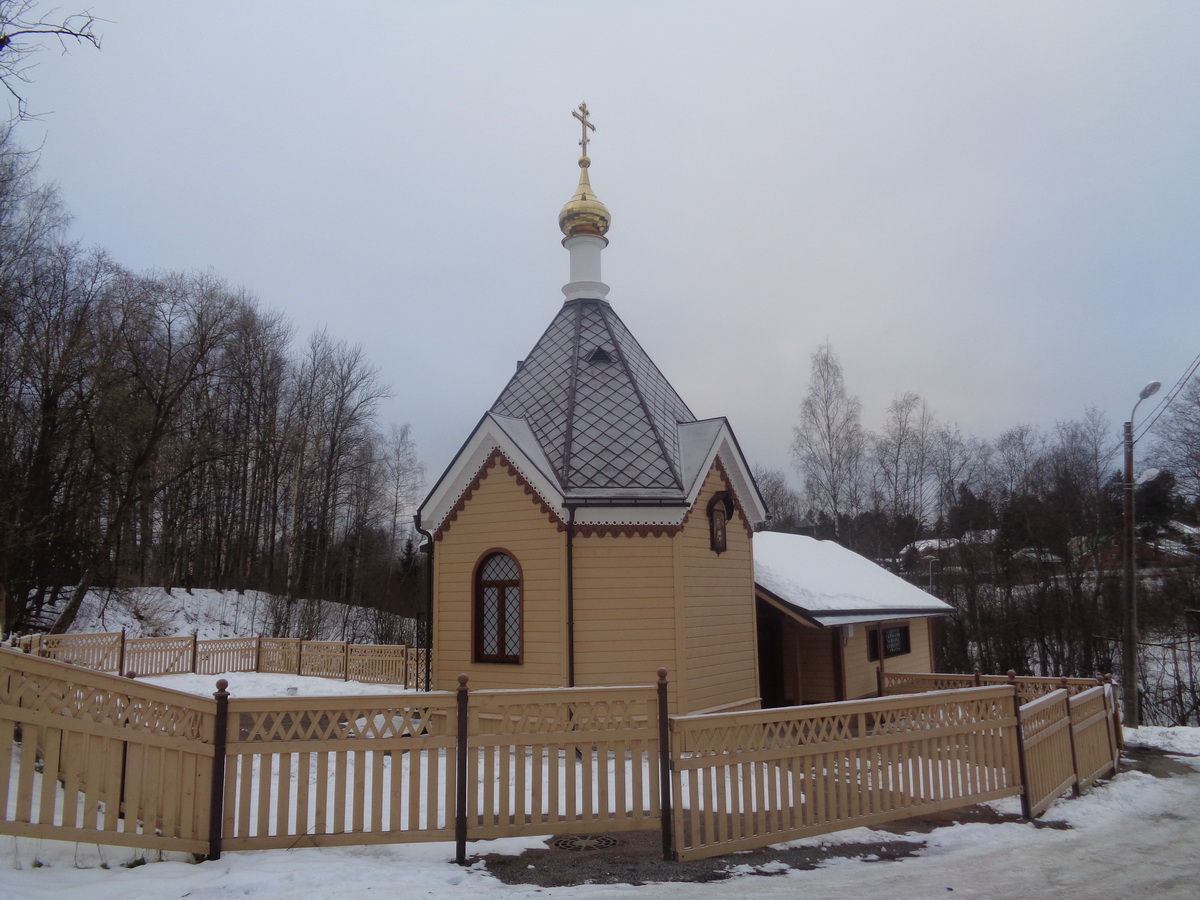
[1154,375,1200,503]
[751,465,804,532]
[790,342,865,540]
[870,391,937,552]
[383,422,423,554]
[50,270,241,632]
[929,423,987,533]
[0,1,100,119]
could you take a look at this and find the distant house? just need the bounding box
[1072,528,1199,571]
[754,532,951,707]
[416,113,950,713]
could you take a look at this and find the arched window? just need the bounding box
[474,552,522,663]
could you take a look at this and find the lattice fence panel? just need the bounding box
[0,648,216,855]
[37,633,122,672]
[347,645,406,685]
[299,641,347,679]
[125,636,194,676]
[982,675,1102,705]
[669,686,1022,861]
[880,672,978,694]
[196,638,259,675]
[258,638,300,674]
[466,686,660,839]
[222,692,458,850]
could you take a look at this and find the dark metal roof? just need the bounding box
[491,298,696,496]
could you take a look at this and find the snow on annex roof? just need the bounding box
[754,531,951,627]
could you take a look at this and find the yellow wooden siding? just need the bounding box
[433,460,567,691]
[842,626,876,699]
[795,622,838,703]
[840,619,934,699]
[572,533,679,703]
[679,462,759,713]
[882,618,934,674]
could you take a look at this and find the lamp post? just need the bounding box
[1121,380,1160,728]
[921,555,938,594]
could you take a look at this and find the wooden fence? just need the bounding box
[664,679,1121,861]
[0,650,217,855]
[12,632,425,689]
[1,649,1120,863]
[667,686,1023,860]
[880,670,1108,704]
[222,692,460,850]
[466,685,661,840]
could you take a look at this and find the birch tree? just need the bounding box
[790,342,865,540]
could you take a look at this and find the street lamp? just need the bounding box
[1121,380,1160,728]
[921,555,938,594]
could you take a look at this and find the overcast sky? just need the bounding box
[14,1,1200,490]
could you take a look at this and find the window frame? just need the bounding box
[867,624,912,661]
[472,550,523,664]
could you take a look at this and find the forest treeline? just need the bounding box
[0,127,425,634]
[760,344,1200,723]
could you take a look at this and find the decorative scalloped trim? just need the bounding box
[432,453,751,543]
[434,449,566,541]
[574,523,684,539]
[572,458,751,540]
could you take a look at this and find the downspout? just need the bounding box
[414,513,435,692]
[566,505,576,687]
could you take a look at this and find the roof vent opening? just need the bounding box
[587,347,615,365]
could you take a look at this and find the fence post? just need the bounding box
[118,628,126,675]
[876,665,884,697]
[297,640,303,676]
[344,642,350,681]
[207,678,230,861]
[1104,673,1124,751]
[191,630,199,674]
[657,667,674,861]
[1061,678,1081,796]
[1102,674,1122,769]
[455,674,469,866]
[973,668,981,687]
[255,636,262,673]
[1011,685,1033,819]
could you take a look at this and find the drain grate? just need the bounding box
[552,835,619,851]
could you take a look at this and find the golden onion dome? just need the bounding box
[558,156,611,238]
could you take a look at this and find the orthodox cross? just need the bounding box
[573,102,595,156]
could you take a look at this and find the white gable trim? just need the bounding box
[418,413,566,535]
[680,419,767,525]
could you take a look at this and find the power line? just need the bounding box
[1098,347,1200,469]
[1137,348,1200,440]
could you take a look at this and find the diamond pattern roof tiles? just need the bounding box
[491,299,695,496]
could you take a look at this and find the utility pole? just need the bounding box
[1121,380,1160,729]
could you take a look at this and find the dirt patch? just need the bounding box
[474,744,1183,888]
[1121,743,1198,778]
[478,828,923,887]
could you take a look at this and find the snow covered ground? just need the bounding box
[44,586,418,645]
[1,725,1197,900]
[8,593,1199,898]
[139,671,417,697]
